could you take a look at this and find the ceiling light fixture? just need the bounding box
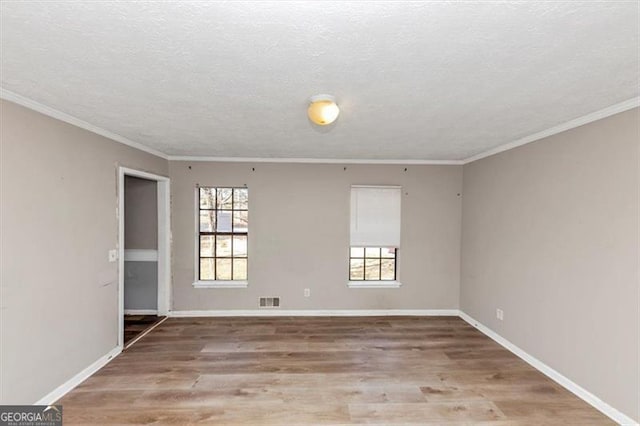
[307,94,340,126]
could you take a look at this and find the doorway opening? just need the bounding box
[118,167,170,349]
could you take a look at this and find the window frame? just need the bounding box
[193,186,249,289]
[349,247,397,281]
[348,246,402,289]
[349,185,402,289]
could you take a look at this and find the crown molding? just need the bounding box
[0,88,169,159]
[4,88,637,166]
[0,90,461,165]
[462,97,640,164]
[167,155,463,165]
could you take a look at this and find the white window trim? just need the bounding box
[193,280,249,289]
[348,281,402,289]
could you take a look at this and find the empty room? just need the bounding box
[0,1,638,425]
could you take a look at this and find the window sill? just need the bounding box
[348,281,402,289]
[193,280,248,289]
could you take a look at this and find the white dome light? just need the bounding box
[307,94,340,125]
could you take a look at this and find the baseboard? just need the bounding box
[169,309,460,317]
[458,311,638,426]
[34,346,122,405]
[124,309,158,315]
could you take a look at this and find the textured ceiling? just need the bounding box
[1,1,638,160]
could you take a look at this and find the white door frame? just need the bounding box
[117,166,171,349]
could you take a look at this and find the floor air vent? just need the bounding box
[259,297,280,308]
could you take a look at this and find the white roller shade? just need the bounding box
[350,185,401,247]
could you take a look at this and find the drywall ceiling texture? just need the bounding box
[1,1,638,160]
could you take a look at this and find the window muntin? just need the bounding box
[349,247,396,281]
[199,187,248,280]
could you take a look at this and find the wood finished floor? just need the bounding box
[124,315,165,346]
[58,316,613,425]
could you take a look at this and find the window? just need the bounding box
[198,187,248,283]
[349,247,396,281]
[349,185,401,287]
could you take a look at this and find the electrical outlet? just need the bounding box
[108,249,118,262]
[304,288,311,297]
[496,308,504,321]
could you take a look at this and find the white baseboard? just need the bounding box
[169,309,460,317]
[124,309,158,315]
[34,346,122,405]
[458,311,638,426]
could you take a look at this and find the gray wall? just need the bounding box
[0,100,168,404]
[170,162,463,311]
[460,108,639,422]
[124,176,157,249]
[124,176,158,311]
[124,262,158,311]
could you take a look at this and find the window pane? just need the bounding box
[365,247,380,258]
[199,186,250,282]
[200,210,216,232]
[200,258,215,280]
[233,258,247,280]
[217,188,233,210]
[233,211,248,232]
[200,188,216,209]
[350,247,364,258]
[350,258,365,280]
[216,235,232,257]
[217,210,233,232]
[200,235,215,257]
[381,259,395,280]
[381,248,395,258]
[216,258,232,280]
[233,188,248,210]
[365,258,380,280]
[233,235,248,257]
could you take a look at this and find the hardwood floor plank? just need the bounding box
[73,372,199,392]
[348,401,506,423]
[57,316,613,424]
[62,403,352,425]
[493,399,614,425]
[194,371,448,389]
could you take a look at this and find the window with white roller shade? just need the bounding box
[350,185,401,247]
